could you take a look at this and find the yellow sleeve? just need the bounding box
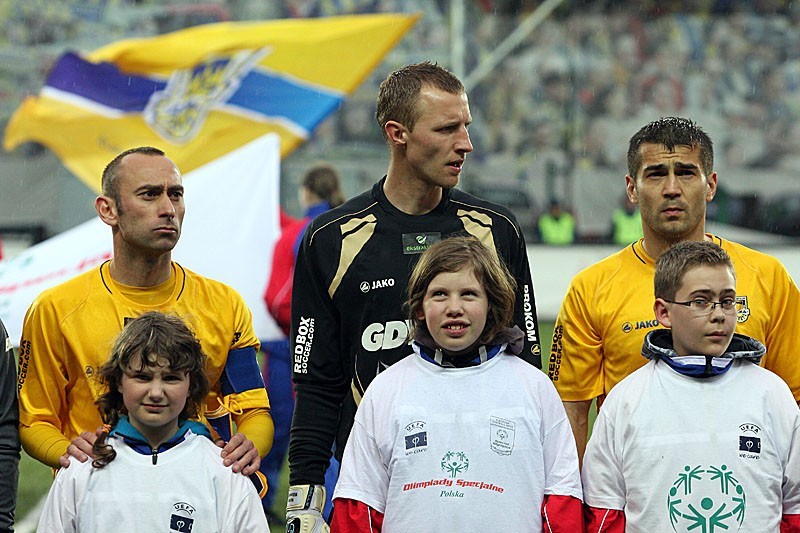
[548,274,605,402]
[18,297,71,467]
[19,423,69,468]
[214,287,273,456]
[234,407,274,458]
[759,263,800,401]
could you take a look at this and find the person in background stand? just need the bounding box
[286,61,541,531]
[611,194,643,245]
[261,163,345,523]
[538,199,576,245]
[0,318,19,533]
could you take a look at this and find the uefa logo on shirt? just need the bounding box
[404,420,428,455]
[169,502,196,532]
[738,423,761,458]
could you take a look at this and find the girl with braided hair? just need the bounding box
[38,312,268,532]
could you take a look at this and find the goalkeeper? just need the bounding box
[285,62,543,531]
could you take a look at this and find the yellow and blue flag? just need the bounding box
[4,14,418,191]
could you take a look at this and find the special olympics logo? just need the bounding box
[666,464,746,532]
[440,450,469,478]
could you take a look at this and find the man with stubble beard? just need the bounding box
[548,117,800,464]
[18,147,272,489]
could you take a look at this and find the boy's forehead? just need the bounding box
[676,264,735,294]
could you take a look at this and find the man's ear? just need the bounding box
[654,298,672,329]
[96,195,118,227]
[705,171,718,202]
[625,175,638,204]
[385,120,407,147]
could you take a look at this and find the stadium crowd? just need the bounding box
[2,1,800,238]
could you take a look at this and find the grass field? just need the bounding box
[16,323,567,531]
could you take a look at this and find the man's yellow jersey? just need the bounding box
[18,261,271,467]
[549,235,800,402]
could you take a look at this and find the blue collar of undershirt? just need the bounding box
[657,353,735,377]
[110,416,211,455]
[642,330,765,378]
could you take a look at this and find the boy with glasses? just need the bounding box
[582,241,800,532]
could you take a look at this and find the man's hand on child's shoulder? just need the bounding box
[59,428,101,468]
[217,432,260,475]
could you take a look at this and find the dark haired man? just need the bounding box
[549,117,800,463]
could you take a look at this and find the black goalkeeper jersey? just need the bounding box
[288,177,542,485]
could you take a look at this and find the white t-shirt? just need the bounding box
[37,430,268,532]
[583,359,800,532]
[334,345,582,532]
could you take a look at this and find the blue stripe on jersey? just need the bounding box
[220,346,265,395]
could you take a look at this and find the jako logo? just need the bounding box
[622,320,658,333]
[360,278,396,293]
[362,320,411,351]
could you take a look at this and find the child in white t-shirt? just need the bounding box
[332,236,583,532]
[582,241,800,532]
[37,312,268,532]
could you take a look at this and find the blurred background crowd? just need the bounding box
[1,0,799,247]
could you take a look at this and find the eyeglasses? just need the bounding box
[665,297,737,315]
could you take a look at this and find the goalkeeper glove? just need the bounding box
[286,484,329,533]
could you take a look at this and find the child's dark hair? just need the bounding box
[654,241,735,301]
[92,312,210,468]
[407,236,516,345]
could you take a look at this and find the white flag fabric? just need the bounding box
[0,134,281,344]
